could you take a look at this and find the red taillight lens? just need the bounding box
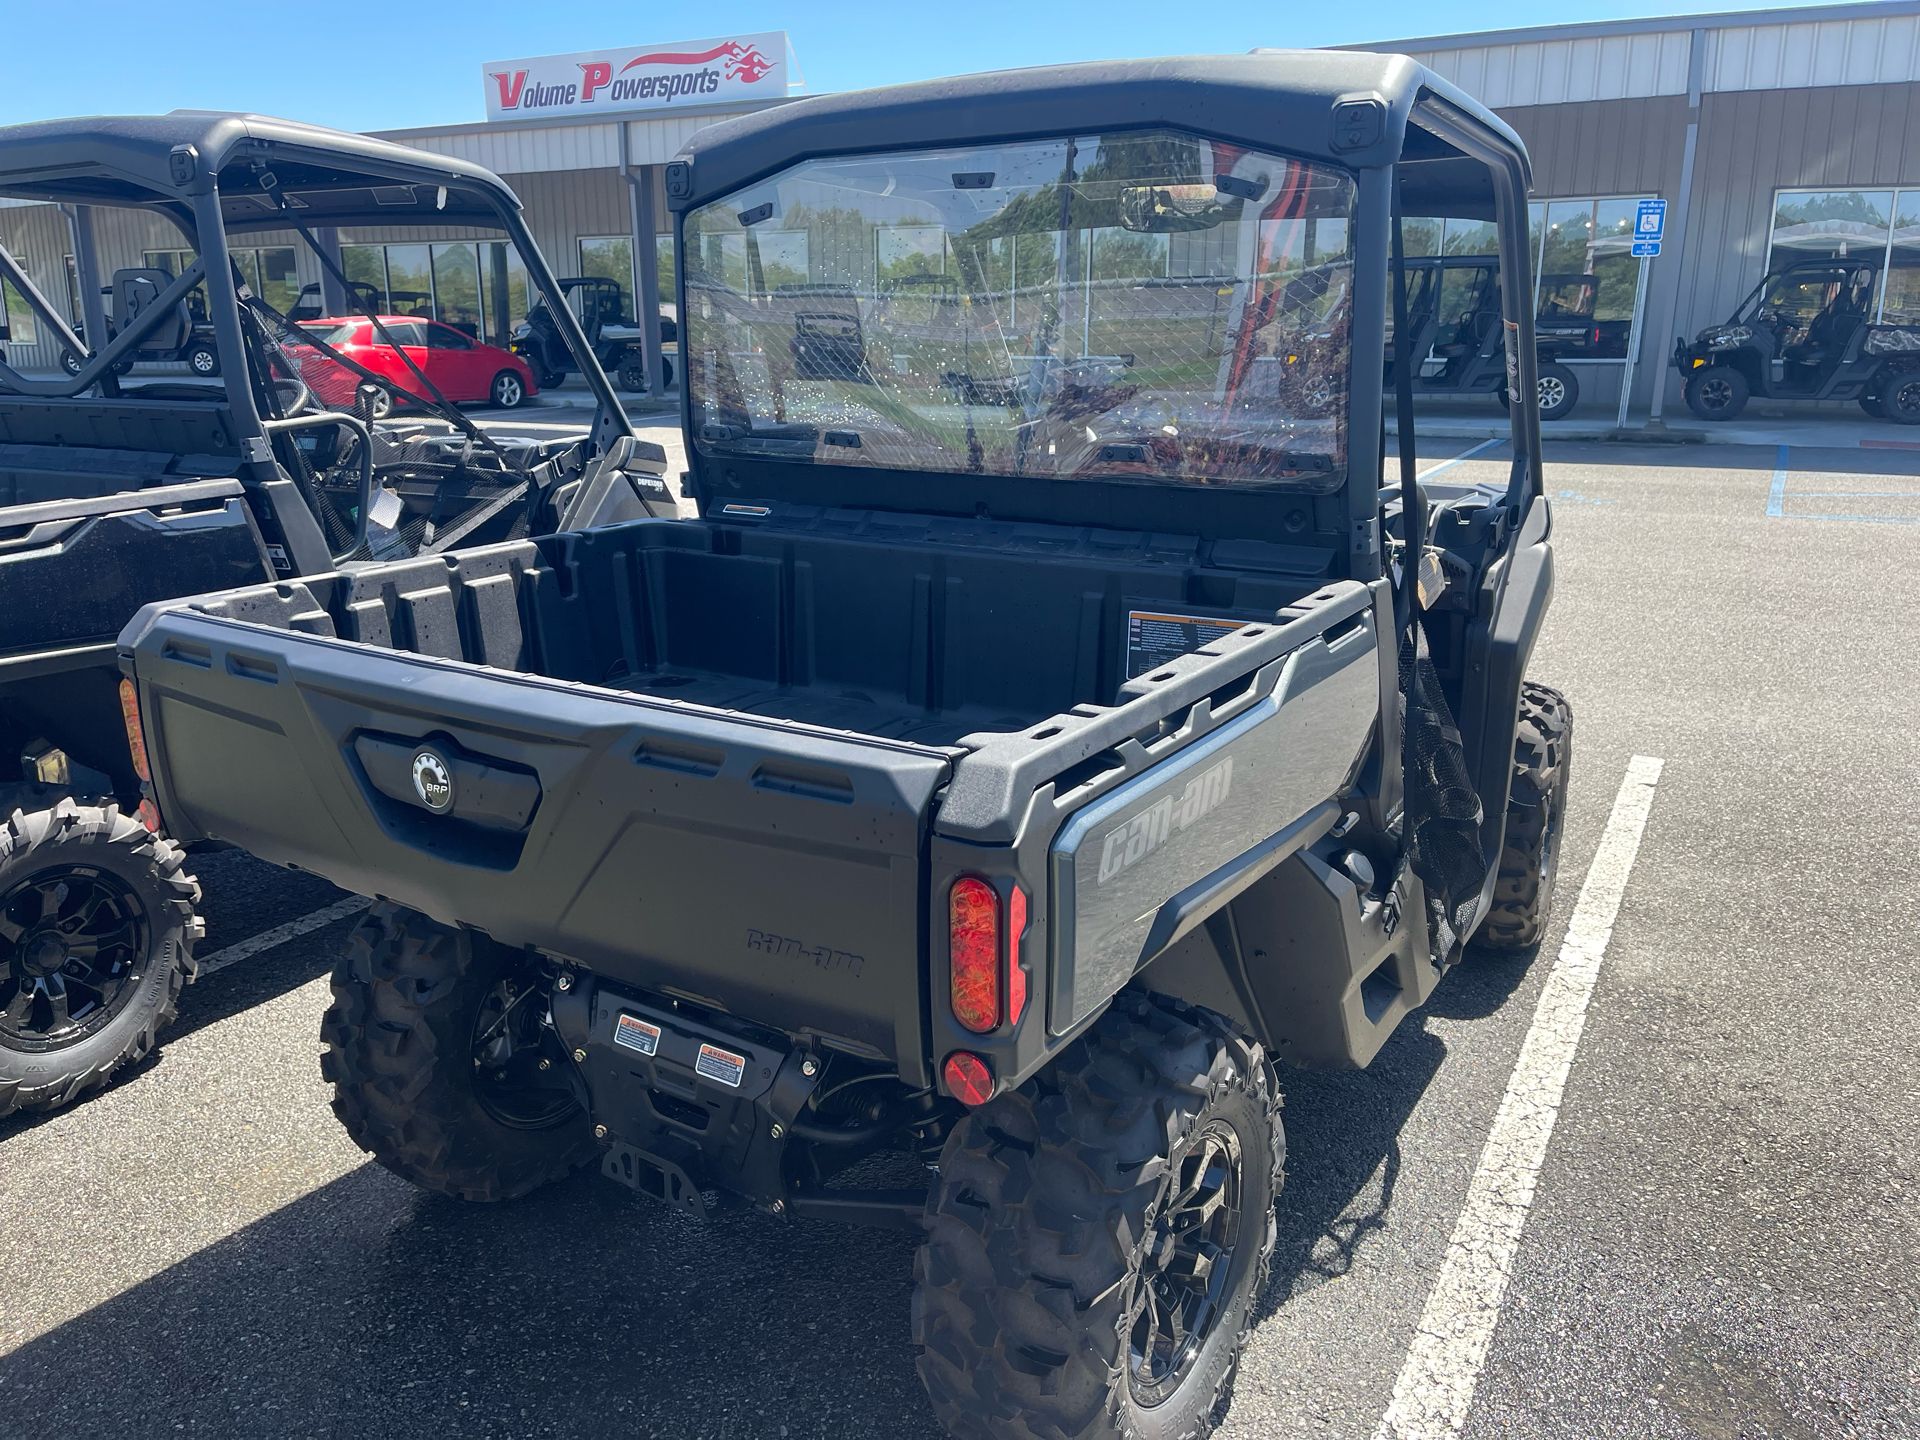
[118,678,150,783]
[1006,883,1029,1025]
[943,1051,995,1107]
[949,876,1001,1033]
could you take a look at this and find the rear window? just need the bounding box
[297,321,360,346]
[681,129,1355,493]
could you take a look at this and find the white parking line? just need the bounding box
[1374,754,1665,1440]
[1417,437,1506,480]
[195,896,372,978]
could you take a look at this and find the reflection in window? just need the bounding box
[0,250,38,346]
[683,129,1355,492]
[578,236,634,315]
[1885,195,1920,324]
[384,245,432,317]
[431,243,482,335]
[1764,188,1920,322]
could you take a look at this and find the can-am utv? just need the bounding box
[1392,253,1588,419]
[1674,253,1920,421]
[0,112,670,1119]
[511,275,676,395]
[121,56,1569,1439]
[58,266,224,378]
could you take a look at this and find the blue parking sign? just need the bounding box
[1634,198,1666,255]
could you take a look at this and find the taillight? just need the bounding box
[1006,883,1029,1025]
[949,876,1000,1033]
[943,1051,995,1106]
[118,678,150,783]
[949,875,1031,1033]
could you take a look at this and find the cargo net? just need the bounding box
[1400,623,1491,964]
[242,302,537,562]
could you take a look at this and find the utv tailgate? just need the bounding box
[121,609,949,1067]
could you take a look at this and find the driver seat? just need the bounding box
[112,268,191,354]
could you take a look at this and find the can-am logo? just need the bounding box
[487,35,780,118]
[1096,758,1234,885]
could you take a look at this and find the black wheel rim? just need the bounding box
[1896,380,1920,416]
[1126,1121,1245,1408]
[0,867,150,1052]
[470,976,577,1130]
[1700,377,1733,410]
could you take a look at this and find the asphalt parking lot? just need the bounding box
[2,433,1916,1440]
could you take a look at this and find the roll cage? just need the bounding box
[0,113,636,462]
[665,53,1545,579]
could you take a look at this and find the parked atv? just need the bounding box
[122,57,1569,1439]
[1674,254,1920,422]
[0,111,670,1119]
[511,276,676,394]
[60,267,222,378]
[1392,253,1587,419]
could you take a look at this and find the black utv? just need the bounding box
[1392,253,1589,419]
[122,56,1570,1440]
[58,266,224,378]
[511,275,676,395]
[1674,253,1920,421]
[0,113,670,1119]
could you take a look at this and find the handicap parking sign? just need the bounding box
[1633,198,1666,256]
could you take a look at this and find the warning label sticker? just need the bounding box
[1126,609,1245,679]
[613,1013,661,1057]
[695,1041,746,1089]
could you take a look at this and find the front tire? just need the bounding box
[1476,682,1574,951]
[1535,361,1579,421]
[1685,366,1749,420]
[915,995,1282,1440]
[319,904,593,1201]
[0,801,202,1118]
[1881,371,1920,425]
[489,370,527,408]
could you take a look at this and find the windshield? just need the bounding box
[681,130,1355,492]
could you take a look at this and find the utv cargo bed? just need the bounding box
[123,511,1382,1070]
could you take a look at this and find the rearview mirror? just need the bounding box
[1118,183,1229,233]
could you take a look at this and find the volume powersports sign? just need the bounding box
[483,32,791,122]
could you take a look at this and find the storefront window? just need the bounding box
[877,226,946,286]
[255,247,300,315]
[430,243,482,335]
[343,245,387,307]
[656,233,676,302]
[578,236,634,315]
[1885,195,1920,324]
[1766,188,1920,322]
[0,251,38,345]
[480,241,530,342]
[383,244,433,317]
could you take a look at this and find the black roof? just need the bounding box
[0,112,519,227]
[671,51,1528,213]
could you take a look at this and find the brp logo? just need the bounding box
[410,749,455,814]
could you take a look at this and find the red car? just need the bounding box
[292,316,538,414]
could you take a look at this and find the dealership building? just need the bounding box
[3,4,1920,417]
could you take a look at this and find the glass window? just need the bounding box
[0,261,38,346]
[383,244,433,317]
[578,236,634,315]
[426,321,472,349]
[1884,194,1920,324]
[255,247,300,315]
[656,233,677,303]
[684,129,1355,491]
[430,243,481,334]
[64,255,81,325]
[343,246,388,309]
[480,241,530,343]
[1770,190,1894,261]
[1442,218,1498,256]
[1399,217,1443,258]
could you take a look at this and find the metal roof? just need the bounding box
[1340,0,1920,56]
[0,111,521,215]
[672,51,1525,208]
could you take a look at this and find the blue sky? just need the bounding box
[0,0,1842,132]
